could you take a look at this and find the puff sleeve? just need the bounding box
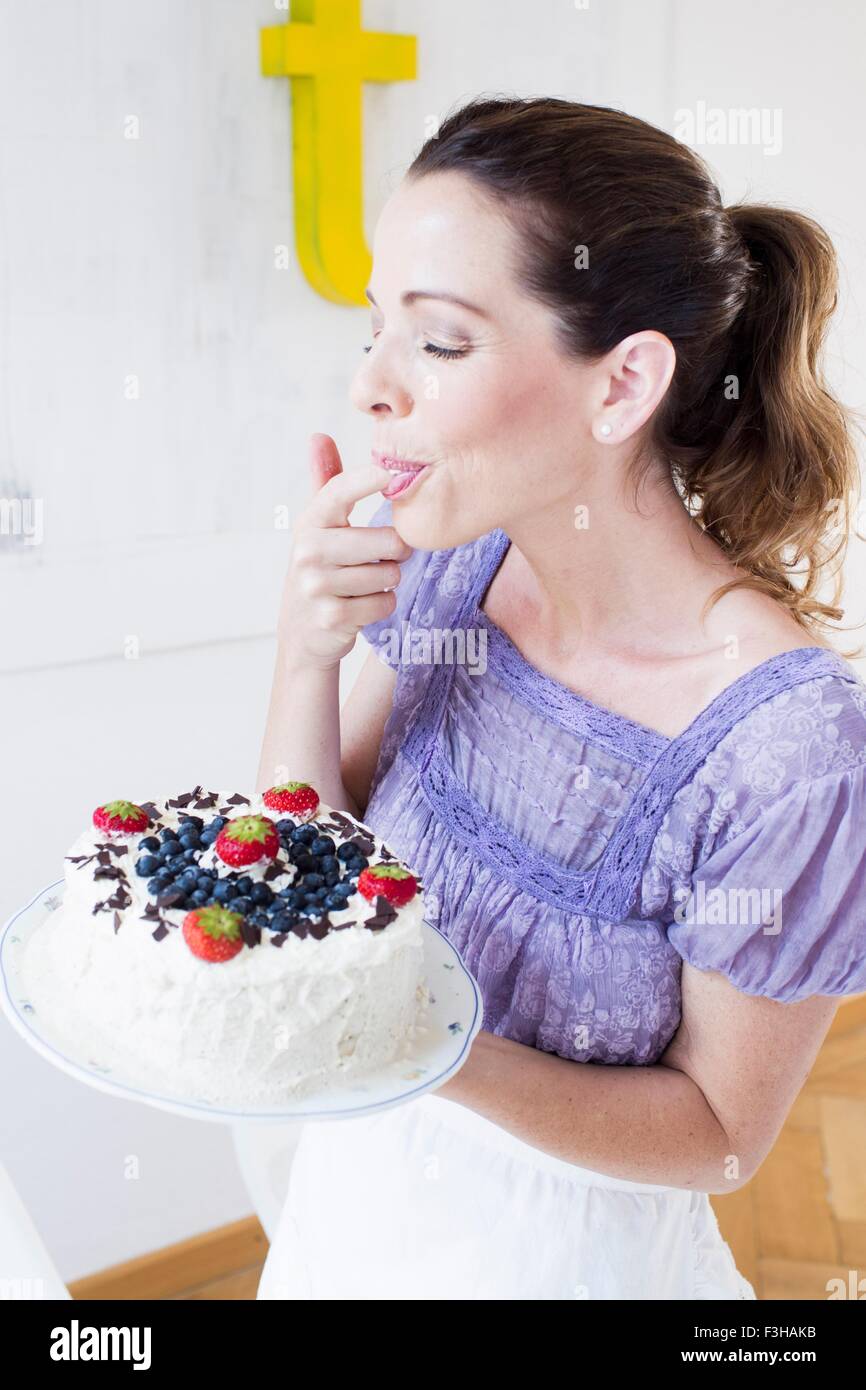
[359,497,431,669]
[665,762,866,1002]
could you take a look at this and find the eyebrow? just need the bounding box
[365,288,491,319]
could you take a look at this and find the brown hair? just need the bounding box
[406,96,863,643]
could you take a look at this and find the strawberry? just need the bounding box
[182,905,245,963]
[215,814,279,867]
[92,799,150,835]
[357,863,418,907]
[262,782,320,818]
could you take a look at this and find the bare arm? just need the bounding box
[339,648,397,818]
[436,962,838,1193]
[255,434,410,815]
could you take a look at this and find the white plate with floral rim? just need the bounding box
[0,880,484,1124]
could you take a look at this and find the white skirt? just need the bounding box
[256,1092,758,1301]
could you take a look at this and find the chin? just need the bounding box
[390,494,487,551]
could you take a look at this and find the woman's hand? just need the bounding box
[277,434,414,671]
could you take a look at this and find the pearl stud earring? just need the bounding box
[600,424,612,437]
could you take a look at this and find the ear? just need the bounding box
[599,331,676,439]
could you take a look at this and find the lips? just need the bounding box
[374,452,430,500]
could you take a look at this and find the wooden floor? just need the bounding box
[69,995,866,1301]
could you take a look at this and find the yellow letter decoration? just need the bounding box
[261,0,417,306]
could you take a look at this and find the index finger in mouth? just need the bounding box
[309,462,394,528]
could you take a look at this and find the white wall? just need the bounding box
[1,0,864,1282]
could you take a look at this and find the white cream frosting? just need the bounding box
[21,787,429,1105]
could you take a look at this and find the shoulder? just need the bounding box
[641,659,866,910]
[687,660,866,852]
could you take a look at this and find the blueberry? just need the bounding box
[178,869,199,889]
[314,886,329,900]
[138,835,161,853]
[181,848,198,862]
[324,891,346,910]
[249,909,271,928]
[275,818,296,835]
[199,829,217,847]
[179,816,204,834]
[310,836,336,856]
[290,825,317,845]
[189,889,209,906]
[178,833,201,851]
[209,816,228,831]
[235,875,254,896]
[301,872,324,889]
[196,875,215,893]
[135,854,160,877]
[351,855,370,870]
[161,842,184,861]
[212,880,238,903]
[318,854,339,874]
[159,828,178,844]
[291,851,316,874]
[250,882,274,906]
[324,870,341,887]
[298,901,320,916]
[333,881,355,899]
[269,910,298,933]
[146,877,164,896]
[231,896,252,916]
[336,843,356,863]
[278,888,302,909]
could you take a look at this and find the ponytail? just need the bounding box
[668,204,862,636]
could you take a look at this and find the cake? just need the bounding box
[21,782,429,1105]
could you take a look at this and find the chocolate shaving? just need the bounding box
[156,888,186,910]
[167,786,202,809]
[346,836,375,857]
[263,859,287,882]
[331,918,356,931]
[364,895,397,931]
[113,910,121,934]
[225,792,249,806]
[240,919,261,948]
[92,882,132,919]
[193,792,218,809]
[309,915,331,939]
[94,864,125,881]
[377,845,396,863]
[94,841,129,857]
[141,901,176,939]
[319,812,358,837]
[270,931,288,947]
[137,801,161,821]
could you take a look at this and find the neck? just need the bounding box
[499,461,734,660]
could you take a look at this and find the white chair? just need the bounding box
[0,1158,70,1300]
[231,1122,306,1243]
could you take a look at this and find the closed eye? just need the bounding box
[362,338,470,360]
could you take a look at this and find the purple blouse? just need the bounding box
[360,499,866,1065]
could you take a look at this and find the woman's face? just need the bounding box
[350,170,600,550]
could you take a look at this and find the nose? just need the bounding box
[349,342,413,418]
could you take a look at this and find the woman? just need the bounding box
[255,97,866,1300]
